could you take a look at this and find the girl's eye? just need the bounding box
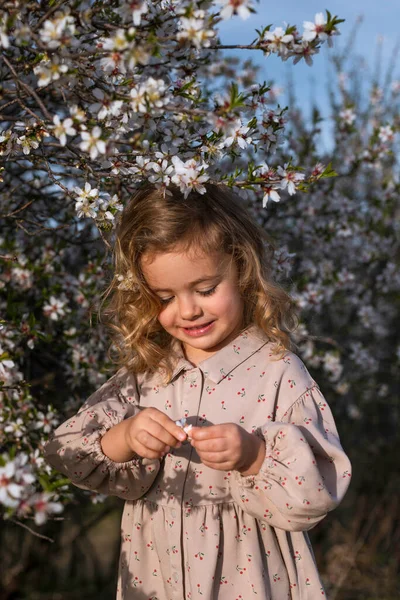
[158,286,217,305]
[198,285,217,297]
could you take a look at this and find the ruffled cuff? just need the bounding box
[232,427,267,488]
[89,425,159,473]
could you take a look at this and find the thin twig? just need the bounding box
[2,198,36,218]
[16,98,43,125]
[10,518,55,543]
[0,254,19,262]
[212,44,261,50]
[34,0,66,31]
[1,55,52,120]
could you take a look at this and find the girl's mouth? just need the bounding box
[182,321,215,337]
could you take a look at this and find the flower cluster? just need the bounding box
[0,2,342,225]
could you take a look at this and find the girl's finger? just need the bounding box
[196,450,231,464]
[201,459,232,471]
[146,420,183,448]
[133,440,166,460]
[136,430,170,453]
[191,437,226,452]
[151,411,188,443]
[190,425,225,441]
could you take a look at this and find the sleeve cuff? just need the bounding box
[232,426,276,488]
[91,426,148,472]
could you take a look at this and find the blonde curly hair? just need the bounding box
[102,183,297,382]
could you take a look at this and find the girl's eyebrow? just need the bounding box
[152,275,219,293]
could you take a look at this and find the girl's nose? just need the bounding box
[178,296,202,320]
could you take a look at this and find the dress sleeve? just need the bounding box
[230,385,352,532]
[43,368,160,500]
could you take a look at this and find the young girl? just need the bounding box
[44,184,351,600]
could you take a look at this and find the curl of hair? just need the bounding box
[101,183,298,383]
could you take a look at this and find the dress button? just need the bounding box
[171,508,177,518]
[173,571,179,582]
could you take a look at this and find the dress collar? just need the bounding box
[169,325,270,385]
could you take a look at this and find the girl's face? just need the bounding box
[141,247,244,365]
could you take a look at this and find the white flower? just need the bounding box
[130,85,147,113]
[75,200,98,219]
[74,182,99,203]
[52,115,76,146]
[40,20,62,48]
[30,449,51,473]
[127,155,151,177]
[16,135,40,155]
[303,12,328,43]
[43,296,67,321]
[79,126,106,160]
[0,22,9,48]
[105,194,123,213]
[34,57,69,87]
[34,409,59,433]
[128,0,148,26]
[347,404,362,419]
[146,159,174,185]
[144,78,169,109]
[323,352,343,382]
[98,193,124,222]
[0,462,23,508]
[391,80,400,94]
[339,108,356,126]
[171,156,209,197]
[69,105,86,122]
[292,41,318,66]
[0,357,15,384]
[379,125,394,144]
[163,124,185,147]
[263,27,294,56]
[4,418,26,439]
[39,12,75,48]
[11,267,33,290]
[215,0,253,20]
[222,120,252,149]
[102,29,129,52]
[90,493,108,504]
[335,381,350,396]
[262,187,281,207]
[90,89,123,120]
[177,18,215,49]
[277,165,305,195]
[28,492,63,526]
[99,51,126,74]
[0,129,13,155]
[126,44,151,70]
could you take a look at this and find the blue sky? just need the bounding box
[218,0,400,123]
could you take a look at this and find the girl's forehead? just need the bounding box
[141,248,234,286]
[142,246,228,267]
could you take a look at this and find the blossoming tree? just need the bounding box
[0,0,345,528]
[2,2,399,597]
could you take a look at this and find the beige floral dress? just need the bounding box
[44,326,352,600]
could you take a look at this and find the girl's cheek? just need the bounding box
[158,307,174,327]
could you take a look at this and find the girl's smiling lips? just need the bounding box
[180,321,215,336]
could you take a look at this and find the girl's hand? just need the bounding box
[125,407,187,460]
[190,423,266,475]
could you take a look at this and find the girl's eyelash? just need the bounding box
[158,285,218,305]
[199,285,217,297]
